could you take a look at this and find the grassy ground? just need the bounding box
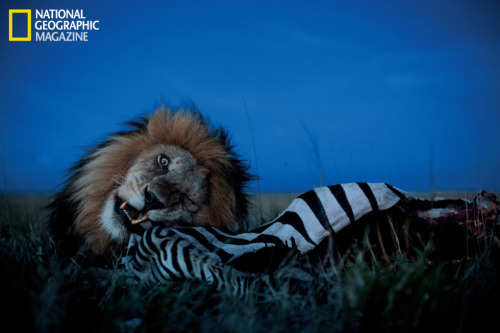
[1,192,500,333]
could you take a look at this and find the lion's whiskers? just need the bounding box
[112,172,128,186]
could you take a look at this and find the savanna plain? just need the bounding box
[1,190,499,333]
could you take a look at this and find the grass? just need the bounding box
[1,192,500,333]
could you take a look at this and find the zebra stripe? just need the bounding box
[125,227,250,293]
[299,190,332,233]
[328,184,355,224]
[385,183,406,200]
[122,183,407,289]
[357,182,379,211]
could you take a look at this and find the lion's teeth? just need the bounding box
[122,206,133,221]
[131,216,149,225]
[120,200,147,224]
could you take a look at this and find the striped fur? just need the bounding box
[122,182,407,289]
[123,182,500,292]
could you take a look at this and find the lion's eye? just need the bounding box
[158,154,169,169]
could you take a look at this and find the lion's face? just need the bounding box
[100,145,209,241]
[48,106,253,255]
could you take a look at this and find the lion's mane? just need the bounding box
[47,105,254,256]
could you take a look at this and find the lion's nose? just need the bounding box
[143,187,164,212]
[144,186,154,204]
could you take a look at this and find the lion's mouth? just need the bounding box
[114,197,149,226]
[121,201,149,225]
[113,190,200,230]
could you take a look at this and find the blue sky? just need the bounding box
[1,0,499,193]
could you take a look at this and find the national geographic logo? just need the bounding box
[9,9,31,41]
[8,9,99,42]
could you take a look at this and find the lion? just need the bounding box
[47,105,254,258]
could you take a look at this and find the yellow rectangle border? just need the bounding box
[9,9,31,41]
